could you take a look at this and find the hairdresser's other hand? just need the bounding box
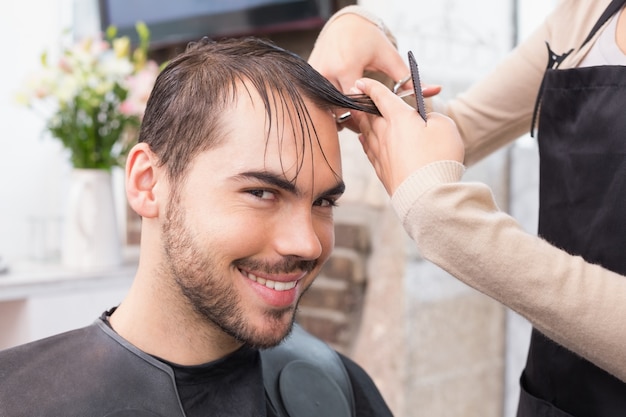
[309,11,441,131]
[309,13,408,93]
[350,78,464,196]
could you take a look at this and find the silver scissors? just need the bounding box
[336,51,427,124]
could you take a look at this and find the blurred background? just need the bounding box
[1,0,555,416]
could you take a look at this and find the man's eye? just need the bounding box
[314,197,338,208]
[248,189,276,200]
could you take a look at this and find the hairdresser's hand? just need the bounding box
[350,78,464,196]
[309,11,441,131]
[309,13,408,93]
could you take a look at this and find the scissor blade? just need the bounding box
[408,51,427,122]
[396,89,416,98]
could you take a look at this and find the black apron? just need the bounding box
[518,1,626,416]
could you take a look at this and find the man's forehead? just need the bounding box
[206,84,341,190]
[227,81,338,150]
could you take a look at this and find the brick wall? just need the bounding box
[297,221,370,353]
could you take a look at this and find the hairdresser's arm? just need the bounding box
[351,77,626,383]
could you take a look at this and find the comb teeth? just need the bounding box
[408,51,427,122]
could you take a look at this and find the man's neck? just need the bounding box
[109,271,243,366]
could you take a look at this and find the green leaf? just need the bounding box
[136,21,150,44]
[106,25,118,41]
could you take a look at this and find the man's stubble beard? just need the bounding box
[160,196,317,349]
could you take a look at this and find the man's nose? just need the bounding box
[272,210,324,260]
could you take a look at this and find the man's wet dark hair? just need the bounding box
[138,36,379,183]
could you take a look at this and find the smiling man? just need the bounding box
[0,37,391,416]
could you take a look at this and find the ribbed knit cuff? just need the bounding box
[391,160,465,221]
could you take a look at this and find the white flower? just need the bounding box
[16,22,160,169]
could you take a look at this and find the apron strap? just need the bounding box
[530,43,573,137]
[530,0,626,137]
[580,0,626,49]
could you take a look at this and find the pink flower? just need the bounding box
[120,60,159,118]
[58,56,74,74]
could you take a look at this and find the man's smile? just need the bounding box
[239,268,301,291]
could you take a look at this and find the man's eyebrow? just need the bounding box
[236,171,298,194]
[235,171,345,198]
[323,181,346,198]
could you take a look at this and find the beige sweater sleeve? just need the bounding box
[391,161,626,382]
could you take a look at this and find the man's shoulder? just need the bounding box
[0,322,106,415]
[0,319,185,417]
[0,322,100,371]
[336,353,394,417]
[261,324,393,417]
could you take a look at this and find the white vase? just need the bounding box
[61,169,122,269]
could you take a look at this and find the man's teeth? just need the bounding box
[243,271,297,291]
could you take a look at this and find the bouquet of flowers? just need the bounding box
[16,22,160,169]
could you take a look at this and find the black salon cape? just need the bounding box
[0,315,392,417]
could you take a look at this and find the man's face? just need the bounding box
[161,85,343,348]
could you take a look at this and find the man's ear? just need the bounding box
[126,143,161,219]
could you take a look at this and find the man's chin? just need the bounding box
[244,317,295,349]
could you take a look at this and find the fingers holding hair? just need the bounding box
[309,12,410,94]
[350,78,465,195]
